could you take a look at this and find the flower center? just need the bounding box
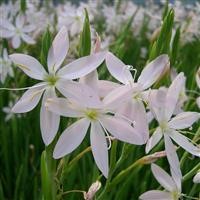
[160,121,168,131]
[171,191,180,200]
[44,74,59,86]
[15,28,22,35]
[85,109,98,120]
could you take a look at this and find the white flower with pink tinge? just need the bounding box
[0,15,36,49]
[9,26,107,146]
[105,52,169,144]
[140,164,181,200]
[45,83,145,178]
[146,72,200,182]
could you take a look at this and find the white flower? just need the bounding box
[0,48,14,83]
[0,15,36,49]
[9,26,107,145]
[105,52,169,143]
[146,73,200,183]
[2,101,22,122]
[45,83,145,178]
[140,164,182,200]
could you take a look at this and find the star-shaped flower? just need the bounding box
[45,83,145,178]
[10,26,107,145]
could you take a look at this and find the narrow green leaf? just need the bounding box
[20,0,26,13]
[79,8,91,57]
[40,28,52,68]
[41,151,52,200]
[171,27,180,65]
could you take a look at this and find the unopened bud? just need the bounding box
[84,181,101,200]
[193,171,200,184]
[139,151,167,164]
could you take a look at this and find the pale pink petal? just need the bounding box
[139,190,172,200]
[168,112,200,129]
[145,127,162,153]
[98,80,119,98]
[79,70,99,92]
[12,35,21,49]
[12,83,46,113]
[0,20,15,30]
[90,121,109,178]
[151,163,176,192]
[16,15,25,28]
[56,80,103,108]
[165,73,185,121]
[148,88,167,122]
[103,84,140,110]
[138,55,169,89]
[58,51,107,79]
[101,116,145,145]
[164,133,182,190]
[9,54,47,80]
[22,25,36,33]
[0,29,15,38]
[170,130,200,157]
[21,33,35,44]
[47,26,69,73]
[105,52,133,84]
[45,97,84,118]
[40,88,60,145]
[53,118,90,158]
[117,99,149,143]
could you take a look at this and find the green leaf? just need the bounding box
[171,27,180,65]
[79,8,91,57]
[40,28,52,68]
[149,8,174,61]
[20,0,26,13]
[40,150,56,200]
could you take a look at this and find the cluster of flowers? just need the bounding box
[7,27,200,199]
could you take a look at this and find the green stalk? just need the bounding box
[41,143,57,200]
[183,162,200,182]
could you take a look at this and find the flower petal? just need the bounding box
[145,127,162,153]
[164,133,182,190]
[0,20,15,30]
[105,52,133,84]
[168,112,200,130]
[45,97,84,118]
[139,190,172,200]
[12,83,46,113]
[138,55,169,89]
[103,84,140,110]
[40,88,60,145]
[12,35,21,49]
[16,15,25,28]
[21,33,35,44]
[58,51,107,79]
[56,80,103,108]
[9,53,47,80]
[47,26,69,73]
[98,80,119,98]
[22,25,36,33]
[117,99,149,143]
[165,72,185,121]
[53,118,90,158]
[151,163,176,192]
[0,29,15,38]
[170,130,200,157]
[90,121,109,178]
[101,116,145,145]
